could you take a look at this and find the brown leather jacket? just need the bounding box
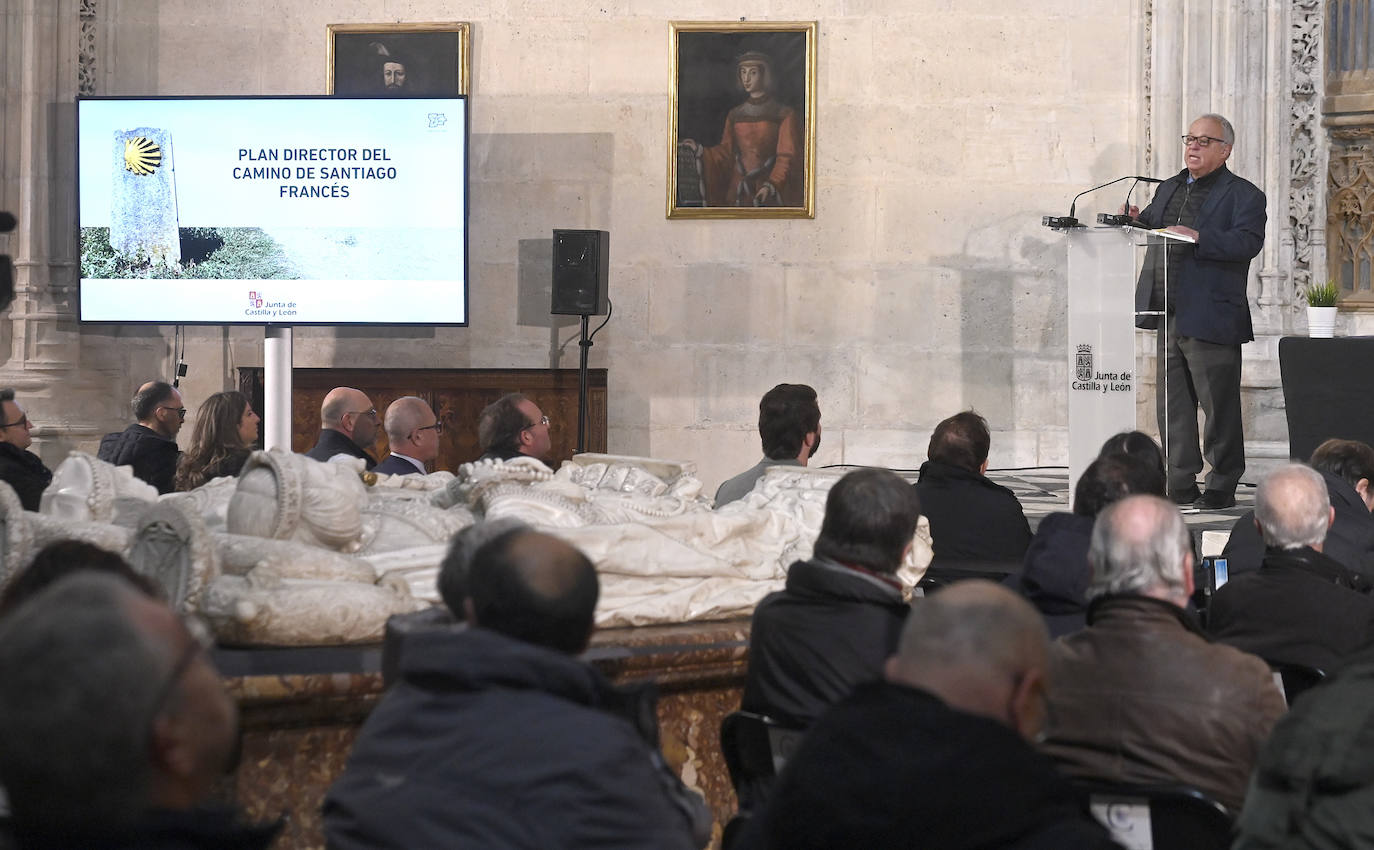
[1040,595,1286,812]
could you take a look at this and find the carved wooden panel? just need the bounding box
[238,368,608,472]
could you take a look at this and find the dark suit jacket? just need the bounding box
[374,454,424,476]
[1134,164,1267,344]
[1208,546,1374,672]
[916,460,1032,567]
[304,428,376,471]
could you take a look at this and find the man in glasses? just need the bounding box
[375,396,442,475]
[97,380,185,494]
[0,573,277,848]
[305,386,379,471]
[476,392,553,463]
[1130,113,1267,511]
[0,387,51,511]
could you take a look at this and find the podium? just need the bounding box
[1064,226,1171,502]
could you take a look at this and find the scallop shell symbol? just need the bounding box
[123,137,162,176]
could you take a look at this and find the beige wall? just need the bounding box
[55,1,1137,491]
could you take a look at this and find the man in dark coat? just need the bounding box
[97,381,184,494]
[373,396,441,476]
[742,467,919,729]
[475,392,553,464]
[323,528,708,849]
[1223,438,1374,582]
[0,388,51,511]
[304,386,377,471]
[1132,113,1267,510]
[1209,463,1374,672]
[737,582,1117,850]
[916,410,1031,567]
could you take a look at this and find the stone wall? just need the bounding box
[5,1,1160,491]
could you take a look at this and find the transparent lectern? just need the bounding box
[1064,226,1171,501]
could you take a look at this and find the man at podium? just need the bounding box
[1129,113,1267,510]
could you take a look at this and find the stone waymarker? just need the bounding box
[110,127,180,268]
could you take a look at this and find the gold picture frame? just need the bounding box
[668,21,817,219]
[327,22,472,96]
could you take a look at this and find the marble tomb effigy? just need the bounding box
[0,449,933,645]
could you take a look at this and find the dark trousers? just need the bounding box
[1156,314,1245,494]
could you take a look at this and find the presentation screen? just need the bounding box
[77,95,468,325]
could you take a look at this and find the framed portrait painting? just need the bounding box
[669,21,817,219]
[327,23,471,96]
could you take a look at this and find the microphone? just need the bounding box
[0,212,14,233]
[1043,176,1138,230]
[1097,177,1166,226]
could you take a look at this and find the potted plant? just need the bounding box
[1304,280,1340,338]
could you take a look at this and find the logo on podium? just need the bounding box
[1075,344,1093,382]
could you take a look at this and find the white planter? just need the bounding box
[1307,305,1337,338]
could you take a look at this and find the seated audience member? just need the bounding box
[1042,494,1286,811]
[0,388,51,511]
[304,387,378,470]
[714,383,821,508]
[1009,451,1166,637]
[323,528,708,849]
[0,573,275,849]
[476,392,553,463]
[374,396,442,476]
[1224,438,1374,581]
[737,582,1117,850]
[1232,645,1374,849]
[916,410,1032,566]
[1208,463,1374,671]
[0,539,159,616]
[741,468,918,729]
[1099,430,1169,488]
[174,391,260,491]
[97,381,185,494]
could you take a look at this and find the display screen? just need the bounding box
[77,95,468,325]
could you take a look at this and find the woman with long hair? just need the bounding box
[174,390,260,491]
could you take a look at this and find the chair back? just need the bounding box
[1076,781,1233,850]
[719,710,806,847]
[1269,662,1327,706]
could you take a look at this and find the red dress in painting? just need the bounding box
[696,95,803,207]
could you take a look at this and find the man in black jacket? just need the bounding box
[742,467,919,728]
[324,528,708,849]
[1209,463,1374,672]
[738,582,1117,850]
[97,381,183,494]
[0,388,51,510]
[304,386,378,470]
[916,410,1032,567]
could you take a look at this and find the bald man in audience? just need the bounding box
[0,573,277,848]
[738,582,1116,849]
[324,528,709,849]
[1042,494,1285,811]
[374,396,442,476]
[304,386,378,470]
[98,380,185,494]
[1208,463,1374,672]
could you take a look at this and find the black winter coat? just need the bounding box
[916,460,1033,567]
[96,424,179,495]
[0,442,52,511]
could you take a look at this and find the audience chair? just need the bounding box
[1076,781,1233,850]
[1269,662,1327,706]
[719,711,805,849]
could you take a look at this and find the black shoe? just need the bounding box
[1193,489,1236,510]
[1170,484,1201,505]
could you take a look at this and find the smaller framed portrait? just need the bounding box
[669,21,817,219]
[327,23,472,97]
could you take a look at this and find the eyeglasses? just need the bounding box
[413,422,444,436]
[523,415,551,430]
[1180,134,1228,148]
[346,408,379,420]
[146,614,215,731]
[158,406,188,420]
[0,414,29,429]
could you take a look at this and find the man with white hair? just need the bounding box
[738,582,1117,849]
[1041,494,1285,812]
[1208,463,1374,671]
[374,396,442,475]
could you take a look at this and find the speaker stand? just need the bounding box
[576,314,591,453]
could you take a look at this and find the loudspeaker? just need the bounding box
[551,229,609,316]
